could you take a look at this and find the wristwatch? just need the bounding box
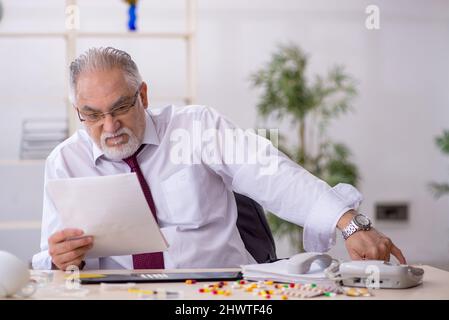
[342,214,372,240]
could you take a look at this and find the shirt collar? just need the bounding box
[92,111,160,164]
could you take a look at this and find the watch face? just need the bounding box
[354,214,370,227]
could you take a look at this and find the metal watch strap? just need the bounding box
[342,220,359,240]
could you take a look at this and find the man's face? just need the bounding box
[74,68,148,160]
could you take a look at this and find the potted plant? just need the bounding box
[430,130,449,198]
[251,43,360,252]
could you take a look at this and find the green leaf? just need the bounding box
[436,131,449,155]
[429,183,449,198]
[429,130,449,198]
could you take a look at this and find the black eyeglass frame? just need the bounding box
[76,84,143,123]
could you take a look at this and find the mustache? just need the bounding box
[101,128,132,142]
[99,127,140,160]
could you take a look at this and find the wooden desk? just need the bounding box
[19,265,449,300]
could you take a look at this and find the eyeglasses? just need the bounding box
[76,84,142,124]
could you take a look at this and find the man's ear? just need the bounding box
[140,82,149,109]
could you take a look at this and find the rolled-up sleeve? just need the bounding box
[303,183,362,252]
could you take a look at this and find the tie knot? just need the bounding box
[123,154,137,170]
[122,144,145,171]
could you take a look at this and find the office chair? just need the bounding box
[234,192,277,263]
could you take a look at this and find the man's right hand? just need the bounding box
[48,228,94,271]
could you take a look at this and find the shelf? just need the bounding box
[0,0,197,142]
[78,31,192,39]
[0,95,191,102]
[0,32,66,38]
[0,159,46,165]
[0,220,41,230]
[0,31,192,39]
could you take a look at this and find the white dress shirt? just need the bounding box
[32,105,362,270]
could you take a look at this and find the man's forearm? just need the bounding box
[336,209,357,231]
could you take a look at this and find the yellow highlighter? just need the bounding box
[64,274,106,279]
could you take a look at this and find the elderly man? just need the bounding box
[32,47,406,270]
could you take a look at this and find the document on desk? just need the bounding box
[46,173,169,258]
[241,260,334,285]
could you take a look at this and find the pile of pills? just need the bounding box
[187,280,233,296]
[124,279,373,299]
[127,288,183,299]
[342,287,372,297]
[186,279,343,300]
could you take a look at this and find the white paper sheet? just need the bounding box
[241,259,334,285]
[46,173,169,258]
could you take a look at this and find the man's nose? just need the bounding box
[102,114,120,133]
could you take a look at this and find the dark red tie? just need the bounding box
[123,145,165,269]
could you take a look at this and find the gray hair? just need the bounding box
[69,47,142,103]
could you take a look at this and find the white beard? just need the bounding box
[100,127,141,160]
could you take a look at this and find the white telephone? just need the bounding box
[334,260,424,289]
[286,252,424,289]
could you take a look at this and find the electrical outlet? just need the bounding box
[375,203,408,221]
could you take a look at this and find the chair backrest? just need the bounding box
[234,192,277,263]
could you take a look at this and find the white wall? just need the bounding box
[198,0,449,270]
[0,0,448,268]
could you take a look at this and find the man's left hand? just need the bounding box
[344,228,406,263]
[337,210,406,264]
